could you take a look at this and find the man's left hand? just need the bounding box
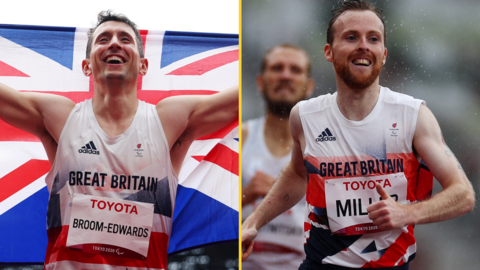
[367,184,411,230]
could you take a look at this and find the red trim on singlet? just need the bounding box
[361,225,416,268]
[304,222,311,240]
[253,242,303,255]
[45,225,168,269]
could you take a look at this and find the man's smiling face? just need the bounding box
[84,20,147,83]
[325,10,387,90]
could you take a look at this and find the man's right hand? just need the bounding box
[242,171,276,206]
[241,225,257,261]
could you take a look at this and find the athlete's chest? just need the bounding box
[303,109,410,159]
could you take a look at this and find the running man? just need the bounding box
[242,44,314,269]
[242,1,474,269]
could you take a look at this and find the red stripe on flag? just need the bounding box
[191,156,205,162]
[166,49,239,76]
[136,30,148,93]
[0,120,39,141]
[196,120,238,140]
[139,30,148,56]
[0,159,50,203]
[203,143,238,176]
[0,60,29,77]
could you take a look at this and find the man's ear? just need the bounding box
[82,59,92,77]
[256,74,265,94]
[139,58,149,76]
[324,44,333,63]
[383,47,388,65]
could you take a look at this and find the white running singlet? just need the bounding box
[242,117,306,270]
[44,99,177,270]
[299,87,432,268]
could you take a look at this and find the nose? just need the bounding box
[357,37,370,52]
[279,67,293,80]
[108,36,122,50]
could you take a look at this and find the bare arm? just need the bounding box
[157,86,238,173]
[367,104,475,230]
[0,82,75,163]
[241,105,308,260]
[242,171,276,206]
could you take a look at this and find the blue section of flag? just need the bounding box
[168,185,238,254]
[0,187,48,262]
[161,31,238,68]
[0,24,76,70]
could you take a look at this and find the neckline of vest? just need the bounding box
[332,86,385,127]
[87,99,142,144]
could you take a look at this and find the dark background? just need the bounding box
[242,1,480,269]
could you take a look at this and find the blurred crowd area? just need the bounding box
[242,0,480,269]
[0,242,238,270]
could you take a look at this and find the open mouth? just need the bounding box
[352,58,371,66]
[104,55,125,64]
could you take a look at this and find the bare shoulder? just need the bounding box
[288,104,308,178]
[289,104,304,141]
[31,92,76,117]
[413,104,444,148]
[29,93,75,164]
[21,92,75,141]
[156,95,197,149]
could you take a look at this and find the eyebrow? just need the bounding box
[343,29,382,35]
[95,30,135,41]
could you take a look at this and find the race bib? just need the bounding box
[325,172,408,236]
[66,194,154,258]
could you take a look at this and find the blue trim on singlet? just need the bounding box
[123,177,172,218]
[305,226,362,263]
[47,172,63,229]
[304,159,321,174]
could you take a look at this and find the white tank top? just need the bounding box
[44,99,177,270]
[242,117,305,253]
[299,87,424,268]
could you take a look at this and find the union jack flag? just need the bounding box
[0,24,239,262]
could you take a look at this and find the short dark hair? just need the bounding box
[86,10,144,58]
[260,44,312,77]
[327,0,385,45]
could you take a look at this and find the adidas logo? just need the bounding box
[78,141,100,155]
[316,128,336,142]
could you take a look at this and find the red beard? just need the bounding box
[334,52,383,90]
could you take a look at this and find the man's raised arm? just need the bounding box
[0,82,74,161]
[241,104,308,261]
[157,86,238,173]
[367,104,475,230]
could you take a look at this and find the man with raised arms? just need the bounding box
[0,11,237,270]
[242,1,474,269]
[242,44,313,269]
